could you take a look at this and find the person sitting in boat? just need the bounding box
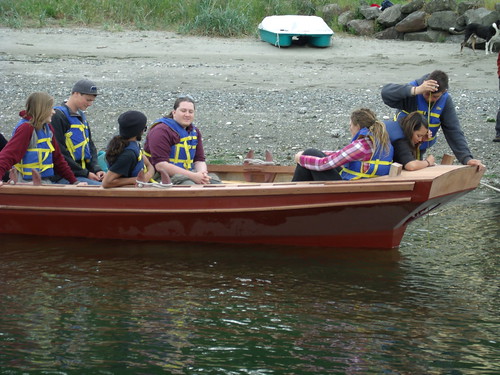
[385,111,436,171]
[143,95,221,185]
[0,92,81,185]
[0,132,8,182]
[50,79,105,185]
[102,110,154,188]
[292,108,393,181]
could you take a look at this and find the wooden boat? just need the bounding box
[258,15,334,48]
[0,160,484,249]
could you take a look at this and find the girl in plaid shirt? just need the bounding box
[292,108,393,181]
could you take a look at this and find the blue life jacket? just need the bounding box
[12,120,55,180]
[54,105,92,168]
[125,141,145,178]
[149,118,198,170]
[385,119,422,161]
[384,120,405,142]
[395,80,448,150]
[341,128,394,180]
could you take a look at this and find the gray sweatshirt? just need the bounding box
[381,74,473,164]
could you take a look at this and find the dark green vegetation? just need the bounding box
[2,0,494,37]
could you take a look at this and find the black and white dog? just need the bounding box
[449,21,500,54]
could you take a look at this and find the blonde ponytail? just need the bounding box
[350,108,391,154]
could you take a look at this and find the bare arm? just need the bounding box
[143,155,155,182]
[404,155,435,171]
[101,170,136,188]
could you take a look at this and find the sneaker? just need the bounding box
[494,135,500,142]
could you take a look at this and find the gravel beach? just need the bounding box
[1,27,498,185]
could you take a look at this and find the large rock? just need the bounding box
[374,26,404,40]
[347,19,376,36]
[395,11,427,33]
[321,3,343,24]
[464,7,500,25]
[428,10,459,31]
[377,4,404,28]
[360,6,381,20]
[338,10,356,28]
[401,0,425,14]
[425,0,457,13]
[457,1,485,15]
[404,29,449,42]
[453,14,467,28]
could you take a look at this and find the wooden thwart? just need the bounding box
[389,163,403,177]
[243,149,277,182]
[441,154,454,165]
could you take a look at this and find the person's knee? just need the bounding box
[208,173,222,184]
[302,148,325,157]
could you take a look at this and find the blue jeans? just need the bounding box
[56,176,102,185]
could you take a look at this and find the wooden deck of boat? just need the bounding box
[0,164,483,203]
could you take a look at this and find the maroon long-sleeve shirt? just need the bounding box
[0,122,77,184]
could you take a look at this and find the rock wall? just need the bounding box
[322,0,500,46]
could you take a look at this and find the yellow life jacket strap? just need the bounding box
[65,123,89,168]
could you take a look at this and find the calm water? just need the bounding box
[0,188,498,374]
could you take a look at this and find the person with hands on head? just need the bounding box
[50,79,105,185]
[0,92,83,185]
[381,70,485,171]
[102,110,154,188]
[385,111,435,171]
[144,95,220,185]
[292,108,394,181]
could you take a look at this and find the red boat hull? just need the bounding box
[0,165,483,249]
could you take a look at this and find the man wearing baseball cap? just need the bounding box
[50,79,105,185]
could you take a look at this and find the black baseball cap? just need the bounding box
[72,79,99,95]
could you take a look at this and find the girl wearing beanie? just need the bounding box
[102,110,154,188]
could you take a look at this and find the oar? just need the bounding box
[481,182,500,193]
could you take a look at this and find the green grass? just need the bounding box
[0,0,497,37]
[179,0,254,37]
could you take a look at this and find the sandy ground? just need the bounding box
[0,27,498,183]
[1,27,497,90]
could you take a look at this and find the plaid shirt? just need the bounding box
[298,137,374,172]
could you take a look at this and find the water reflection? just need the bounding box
[0,189,498,374]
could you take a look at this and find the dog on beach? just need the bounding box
[449,21,500,54]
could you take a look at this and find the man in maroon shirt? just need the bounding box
[144,96,220,185]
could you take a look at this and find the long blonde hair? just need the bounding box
[350,108,391,154]
[25,92,54,130]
